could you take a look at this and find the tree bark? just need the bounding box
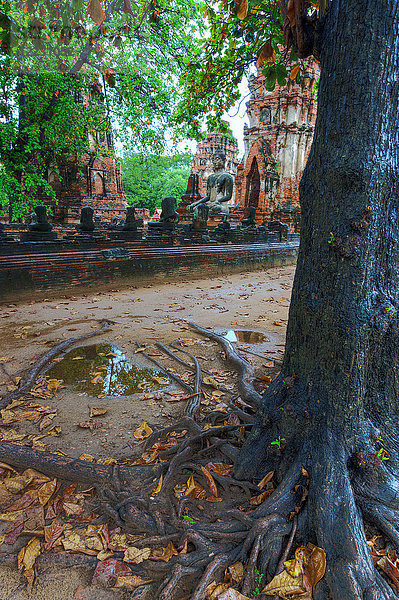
[235,1,399,597]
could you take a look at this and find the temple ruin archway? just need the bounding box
[245,156,260,209]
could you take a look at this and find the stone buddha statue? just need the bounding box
[187,151,234,220]
[29,205,53,232]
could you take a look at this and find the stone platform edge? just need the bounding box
[0,241,299,302]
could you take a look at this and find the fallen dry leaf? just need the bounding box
[37,478,57,505]
[115,574,153,589]
[201,466,218,497]
[18,536,41,579]
[262,568,305,597]
[152,474,163,496]
[249,489,274,506]
[89,407,108,418]
[218,589,251,600]
[225,561,244,584]
[123,546,151,564]
[133,421,153,440]
[205,462,233,476]
[47,379,62,393]
[151,541,178,562]
[257,471,274,490]
[92,557,131,585]
[44,519,66,550]
[206,582,231,600]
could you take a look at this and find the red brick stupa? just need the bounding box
[43,128,127,224]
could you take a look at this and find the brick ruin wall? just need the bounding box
[41,138,127,224]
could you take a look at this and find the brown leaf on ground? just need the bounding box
[205,462,233,476]
[151,541,178,562]
[92,557,131,585]
[18,536,41,580]
[0,462,19,474]
[377,556,399,591]
[115,574,153,589]
[257,471,274,489]
[89,407,108,417]
[47,379,62,393]
[306,543,326,589]
[152,474,163,495]
[249,488,274,506]
[77,420,101,431]
[262,568,305,597]
[37,478,57,505]
[225,561,244,584]
[201,466,219,497]
[218,589,251,600]
[109,532,143,551]
[123,546,151,564]
[63,501,84,516]
[264,543,326,598]
[206,582,231,600]
[184,474,207,499]
[44,519,66,550]
[133,421,153,439]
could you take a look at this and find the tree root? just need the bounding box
[0,442,164,488]
[191,553,235,600]
[185,321,262,407]
[169,342,202,419]
[0,320,112,409]
[2,325,399,600]
[135,342,194,394]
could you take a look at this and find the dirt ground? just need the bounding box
[0,265,295,600]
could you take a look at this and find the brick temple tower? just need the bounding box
[234,61,319,230]
[43,128,127,224]
[36,77,127,224]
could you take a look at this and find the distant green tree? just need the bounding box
[0,0,204,218]
[121,152,192,214]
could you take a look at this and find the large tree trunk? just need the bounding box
[235,0,399,597]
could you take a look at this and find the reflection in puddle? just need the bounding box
[48,343,170,396]
[222,330,269,344]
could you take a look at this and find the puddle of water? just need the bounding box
[48,343,170,396]
[222,330,270,344]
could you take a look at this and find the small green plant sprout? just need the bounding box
[253,569,264,595]
[375,448,389,462]
[384,305,397,316]
[328,232,335,244]
[271,436,286,450]
[182,515,195,524]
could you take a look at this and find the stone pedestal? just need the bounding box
[184,228,210,244]
[108,229,143,241]
[20,231,57,242]
[178,174,202,224]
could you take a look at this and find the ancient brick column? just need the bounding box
[235,62,319,231]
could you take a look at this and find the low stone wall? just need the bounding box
[0,241,299,302]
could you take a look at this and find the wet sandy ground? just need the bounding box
[0,265,295,599]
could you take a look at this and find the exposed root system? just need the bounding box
[0,322,398,600]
